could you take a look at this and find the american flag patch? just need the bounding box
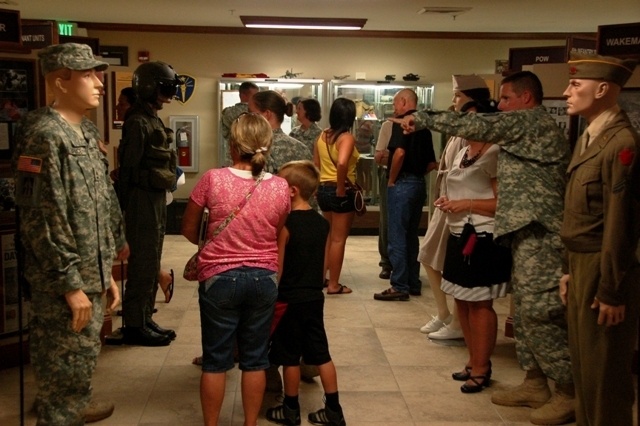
[17,156,42,174]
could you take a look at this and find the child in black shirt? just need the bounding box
[267,160,346,426]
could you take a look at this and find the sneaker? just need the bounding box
[308,405,346,426]
[266,404,301,425]
[373,287,409,301]
[428,324,464,340]
[419,314,452,334]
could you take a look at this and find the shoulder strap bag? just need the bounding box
[325,137,367,216]
[183,171,265,281]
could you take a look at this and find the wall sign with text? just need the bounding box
[598,22,640,59]
[508,46,566,72]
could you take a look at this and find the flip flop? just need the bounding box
[324,279,345,288]
[159,269,175,303]
[166,269,175,303]
[327,284,352,295]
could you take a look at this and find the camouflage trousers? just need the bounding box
[510,223,573,384]
[30,291,102,425]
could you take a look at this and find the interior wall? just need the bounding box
[88,30,563,198]
[24,28,640,198]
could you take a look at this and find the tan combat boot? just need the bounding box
[33,398,115,423]
[84,399,115,423]
[491,369,552,408]
[530,383,576,425]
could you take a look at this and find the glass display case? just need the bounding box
[328,80,435,205]
[217,78,325,167]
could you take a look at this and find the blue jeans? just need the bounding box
[387,174,426,293]
[199,267,278,372]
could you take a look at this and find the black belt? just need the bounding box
[320,182,338,186]
[398,172,424,179]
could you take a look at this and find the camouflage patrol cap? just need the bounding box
[38,43,109,76]
[568,53,637,87]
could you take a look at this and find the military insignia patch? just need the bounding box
[176,74,196,105]
[619,147,634,166]
[17,156,42,174]
[612,180,627,194]
[15,174,42,205]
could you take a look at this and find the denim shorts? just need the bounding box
[316,183,356,213]
[199,266,278,372]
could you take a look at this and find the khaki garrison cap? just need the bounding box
[568,53,638,87]
[452,74,488,92]
[38,43,109,76]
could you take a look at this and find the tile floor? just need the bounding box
[0,235,636,425]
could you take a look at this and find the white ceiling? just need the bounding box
[10,0,640,34]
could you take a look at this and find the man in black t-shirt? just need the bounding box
[374,89,436,301]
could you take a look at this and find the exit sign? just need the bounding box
[57,22,77,36]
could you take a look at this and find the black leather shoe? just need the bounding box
[409,280,422,296]
[146,319,177,340]
[122,327,171,347]
[378,268,392,279]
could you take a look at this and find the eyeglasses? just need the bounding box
[235,111,261,123]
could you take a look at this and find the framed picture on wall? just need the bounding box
[0,59,37,122]
[542,98,570,140]
[169,115,199,173]
[618,88,640,134]
[0,59,37,159]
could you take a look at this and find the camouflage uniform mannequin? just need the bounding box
[118,61,180,346]
[13,43,127,425]
[395,71,574,425]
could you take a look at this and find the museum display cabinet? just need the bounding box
[217,78,325,168]
[328,80,435,205]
